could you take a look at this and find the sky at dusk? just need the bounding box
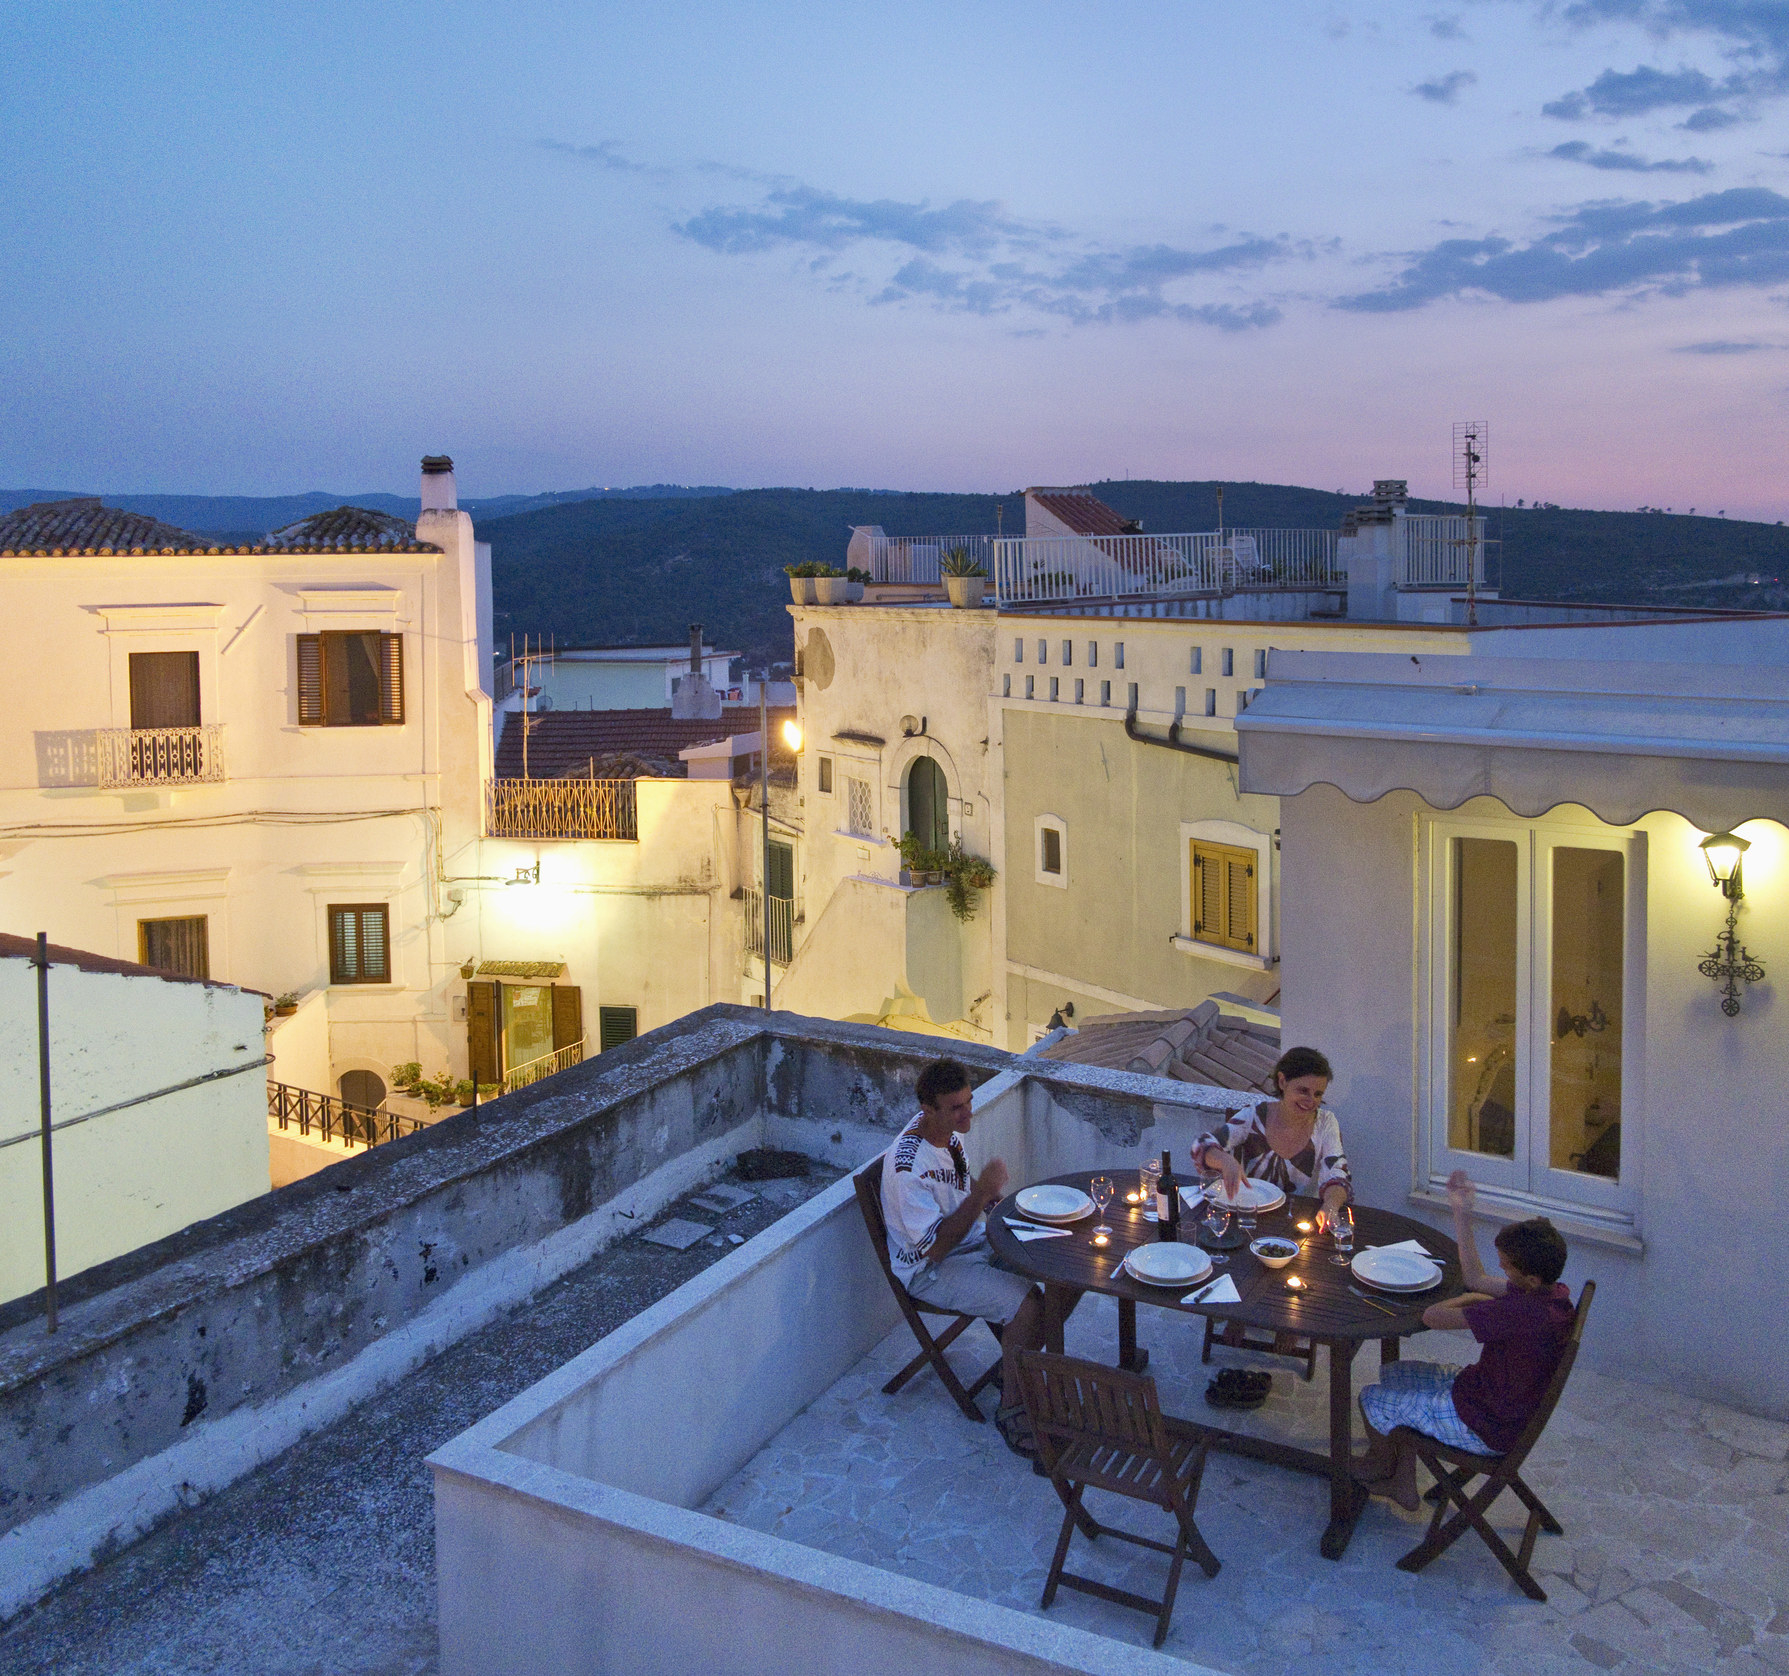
[4,1,1787,518]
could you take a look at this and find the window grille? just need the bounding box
[846,776,873,836]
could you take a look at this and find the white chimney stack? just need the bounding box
[420,454,458,512]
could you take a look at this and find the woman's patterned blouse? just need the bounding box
[1193,1104,1352,1203]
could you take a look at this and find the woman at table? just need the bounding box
[1192,1046,1352,1222]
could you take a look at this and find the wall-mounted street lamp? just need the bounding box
[781,719,803,752]
[1697,832,1764,1017]
[509,862,540,886]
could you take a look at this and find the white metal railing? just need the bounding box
[1400,515,1488,588]
[742,888,794,966]
[485,777,638,840]
[991,527,1341,606]
[865,534,998,585]
[500,1038,585,1095]
[97,725,225,788]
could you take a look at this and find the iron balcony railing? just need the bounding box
[865,534,999,586]
[97,725,225,788]
[1399,514,1489,588]
[742,888,794,966]
[267,1079,432,1151]
[500,1038,585,1095]
[485,777,639,840]
[991,528,1341,606]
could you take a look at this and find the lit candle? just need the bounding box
[1124,1190,1142,1205]
[1285,1275,1306,1291]
[1091,1232,1110,1248]
[1295,1220,1314,1235]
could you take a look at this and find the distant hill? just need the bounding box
[481,479,1789,665]
[0,483,732,533]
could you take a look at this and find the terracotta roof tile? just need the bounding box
[0,931,258,995]
[1028,488,1132,538]
[0,499,209,555]
[263,506,435,551]
[1039,1001,1280,1094]
[495,705,794,779]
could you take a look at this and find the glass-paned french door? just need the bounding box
[1423,817,1642,1222]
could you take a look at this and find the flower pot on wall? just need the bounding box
[945,576,985,609]
[845,581,865,602]
[814,577,851,604]
[789,577,817,604]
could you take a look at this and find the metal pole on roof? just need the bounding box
[760,678,773,1010]
[35,932,59,1333]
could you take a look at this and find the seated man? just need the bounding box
[1353,1169,1573,1510]
[880,1056,1052,1459]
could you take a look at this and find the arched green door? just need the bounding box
[906,756,949,854]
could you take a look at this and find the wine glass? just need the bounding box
[1090,1174,1114,1238]
[1327,1203,1355,1266]
[1200,1202,1232,1267]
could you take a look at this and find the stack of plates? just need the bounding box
[1351,1247,1443,1293]
[1123,1242,1212,1288]
[1200,1178,1286,1214]
[1014,1185,1094,1225]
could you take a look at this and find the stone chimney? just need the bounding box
[671,620,721,720]
[421,455,457,512]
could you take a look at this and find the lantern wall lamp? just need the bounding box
[1697,832,1764,1017]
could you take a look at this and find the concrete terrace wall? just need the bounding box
[0,1006,1004,1621]
[430,1066,1232,1676]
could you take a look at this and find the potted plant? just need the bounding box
[813,563,851,605]
[785,562,819,604]
[898,836,998,920]
[940,546,987,608]
[845,566,871,602]
[272,992,299,1017]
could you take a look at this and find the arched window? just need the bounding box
[905,756,949,853]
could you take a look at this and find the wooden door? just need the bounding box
[552,984,584,1052]
[467,980,500,1085]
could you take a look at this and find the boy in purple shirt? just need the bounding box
[1352,1170,1573,1510]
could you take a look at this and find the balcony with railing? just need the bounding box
[484,777,639,841]
[1398,513,1489,589]
[991,527,1341,607]
[862,534,998,586]
[268,1079,432,1151]
[501,1038,585,1095]
[97,725,226,788]
[742,889,794,966]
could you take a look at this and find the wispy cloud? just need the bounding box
[675,182,1303,330]
[1336,186,1789,311]
[1543,64,1719,119]
[1673,338,1784,353]
[1413,69,1478,103]
[538,138,651,173]
[1549,140,1713,173]
[1427,14,1467,41]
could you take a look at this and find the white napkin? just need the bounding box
[1364,1238,1433,1257]
[1182,1274,1240,1305]
[1010,1225,1073,1240]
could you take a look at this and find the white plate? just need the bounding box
[1351,1248,1443,1291]
[1123,1243,1212,1287]
[1200,1178,1286,1213]
[1014,1185,1094,1224]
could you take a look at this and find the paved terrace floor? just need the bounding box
[704,1295,1789,1676]
[0,1166,843,1676]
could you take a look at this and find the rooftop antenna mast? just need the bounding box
[510,632,556,781]
[1452,421,1488,627]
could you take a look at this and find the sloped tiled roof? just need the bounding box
[495,705,795,779]
[264,506,432,551]
[0,499,209,556]
[1038,1001,1282,1093]
[0,931,258,994]
[1027,487,1132,538]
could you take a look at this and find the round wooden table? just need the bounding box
[987,1170,1464,1559]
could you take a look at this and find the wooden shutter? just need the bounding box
[328,904,390,982]
[1191,840,1257,952]
[551,984,584,1051]
[138,915,209,979]
[380,633,404,725]
[598,1005,638,1052]
[467,980,499,1085]
[129,652,200,729]
[767,840,794,900]
[297,635,324,725]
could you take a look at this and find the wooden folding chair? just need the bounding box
[853,1157,1002,1423]
[1394,1280,1595,1602]
[1016,1350,1221,1648]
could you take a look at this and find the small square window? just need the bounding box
[1042,827,1062,874]
[1037,638,1048,663]
[1002,673,1011,697]
[1014,637,1024,663]
[1127,681,1139,711]
[1236,689,1249,712]
[329,904,390,984]
[1061,640,1073,666]
[1025,675,1035,699]
[138,915,209,979]
[1115,642,1126,669]
[1204,688,1217,716]
[598,1005,639,1052]
[1088,643,1099,668]
[817,755,833,794]
[1100,680,1111,706]
[1175,685,1186,716]
[1049,676,1059,701]
[1035,815,1068,888]
[1221,648,1235,678]
[1254,649,1267,679]
[1190,647,1203,675]
[1074,678,1084,704]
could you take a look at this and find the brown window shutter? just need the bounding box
[130,652,201,729]
[1227,854,1256,950]
[1191,839,1257,952]
[467,981,499,1085]
[1193,845,1222,940]
[361,906,390,981]
[551,984,583,1052]
[328,905,351,981]
[380,633,404,725]
[298,635,324,725]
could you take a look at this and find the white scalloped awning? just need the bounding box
[1236,651,1789,832]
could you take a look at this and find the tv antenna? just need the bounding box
[509,632,555,780]
[1452,421,1488,626]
